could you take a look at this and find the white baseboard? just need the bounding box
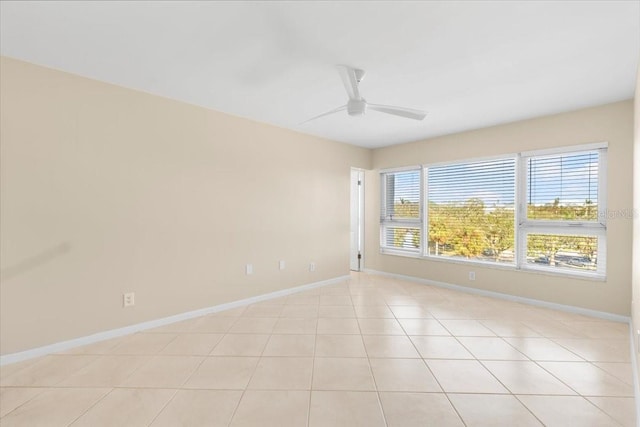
[0,275,350,366]
[363,269,630,323]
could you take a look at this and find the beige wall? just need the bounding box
[0,57,371,355]
[366,100,634,316]
[632,65,640,384]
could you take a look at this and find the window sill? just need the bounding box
[379,249,606,282]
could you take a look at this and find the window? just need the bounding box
[519,147,606,276]
[379,143,607,278]
[380,168,422,254]
[427,158,516,263]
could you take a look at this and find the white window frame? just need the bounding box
[379,166,423,256]
[378,143,608,280]
[517,143,607,278]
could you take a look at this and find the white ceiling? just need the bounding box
[1,1,638,148]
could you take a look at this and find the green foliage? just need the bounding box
[393,197,597,266]
[528,199,597,220]
[393,199,420,219]
[428,198,512,260]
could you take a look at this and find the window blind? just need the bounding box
[427,158,515,262]
[381,170,421,221]
[380,169,422,253]
[526,151,599,221]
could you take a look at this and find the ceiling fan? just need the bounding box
[302,65,427,123]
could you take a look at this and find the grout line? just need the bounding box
[391,299,468,426]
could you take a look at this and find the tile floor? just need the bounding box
[0,272,635,426]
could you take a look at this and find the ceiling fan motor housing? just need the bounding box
[347,99,367,116]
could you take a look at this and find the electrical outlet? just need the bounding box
[123,292,135,307]
[279,260,286,270]
[468,271,476,281]
[309,262,316,272]
[246,264,253,275]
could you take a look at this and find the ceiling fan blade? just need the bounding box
[368,103,427,121]
[300,105,347,124]
[337,65,361,100]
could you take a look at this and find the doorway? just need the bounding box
[350,168,365,271]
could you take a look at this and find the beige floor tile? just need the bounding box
[248,357,313,390]
[252,298,288,307]
[309,391,386,427]
[0,359,43,381]
[0,387,45,417]
[210,306,247,317]
[448,393,543,427]
[321,285,351,295]
[210,334,269,356]
[242,304,283,317]
[482,360,576,395]
[410,336,474,359]
[379,392,464,427]
[385,296,420,305]
[59,355,149,387]
[426,360,508,393]
[317,318,360,334]
[181,356,259,390]
[1,355,98,386]
[108,333,177,355]
[370,358,441,392]
[521,319,586,339]
[517,395,620,427]
[230,390,309,427]
[228,317,278,334]
[562,320,629,339]
[594,362,634,385]
[318,305,356,318]
[144,317,203,334]
[286,295,320,305]
[280,304,319,318]
[312,357,375,391]
[358,318,405,335]
[503,337,584,361]
[587,396,636,427]
[353,305,394,318]
[120,355,203,388]
[59,337,124,355]
[427,304,478,319]
[398,319,450,335]
[457,337,528,360]
[479,320,542,337]
[389,305,433,319]
[1,273,631,426]
[151,389,242,427]
[272,317,318,334]
[189,316,238,333]
[320,295,353,306]
[539,361,634,396]
[439,320,496,337]
[70,388,176,427]
[315,334,367,357]
[551,338,630,362]
[351,297,389,307]
[0,387,109,427]
[160,333,224,355]
[363,335,420,358]
[262,334,315,357]
[0,359,41,383]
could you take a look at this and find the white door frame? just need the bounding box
[350,168,365,271]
